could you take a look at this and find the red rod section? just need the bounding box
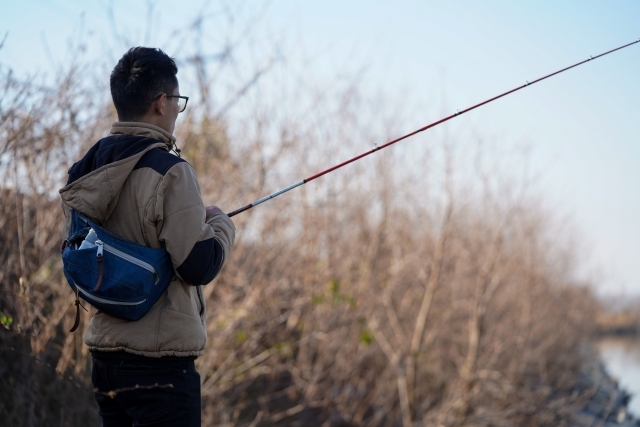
[228,38,640,218]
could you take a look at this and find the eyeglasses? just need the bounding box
[166,95,189,113]
[150,93,189,113]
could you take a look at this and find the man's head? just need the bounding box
[110,47,183,135]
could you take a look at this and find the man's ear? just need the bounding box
[150,94,166,116]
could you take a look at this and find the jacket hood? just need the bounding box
[59,122,177,224]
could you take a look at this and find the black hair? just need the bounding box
[110,47,178,121]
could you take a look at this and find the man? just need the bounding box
[59,47,235,426]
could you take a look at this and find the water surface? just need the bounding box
[595,336,640,417]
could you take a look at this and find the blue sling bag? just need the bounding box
[61,209,175,331]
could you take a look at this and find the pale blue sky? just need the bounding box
[1,1,639,296]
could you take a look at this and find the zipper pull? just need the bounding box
[94,240,104,292]
[96,240,104,259]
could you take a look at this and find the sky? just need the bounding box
[1,0,639,297]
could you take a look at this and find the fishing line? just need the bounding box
[227,39,640,218]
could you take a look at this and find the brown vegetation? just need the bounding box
[0,9,605,427]
[594,307,640,336]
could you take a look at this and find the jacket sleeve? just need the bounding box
[155,161,235,286]
[61,200,72,241]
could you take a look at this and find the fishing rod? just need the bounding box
[227,38,640,218]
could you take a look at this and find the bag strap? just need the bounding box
[70,288,88,333]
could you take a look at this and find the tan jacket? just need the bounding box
[59,122,235,357]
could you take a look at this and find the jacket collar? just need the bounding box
[110,122,177,150]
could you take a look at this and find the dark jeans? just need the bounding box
[91,352,201,427]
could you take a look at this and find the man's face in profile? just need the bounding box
[164,83,181,135]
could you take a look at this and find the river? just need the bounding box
[595,336,640,417]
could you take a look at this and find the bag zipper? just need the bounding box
[95,240,160,284]
[76,286,147,306]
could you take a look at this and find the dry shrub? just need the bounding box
[193,132,599,426]
[0,8,601,427]
[0,58,107,424]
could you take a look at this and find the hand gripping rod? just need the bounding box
[227,38,640,218]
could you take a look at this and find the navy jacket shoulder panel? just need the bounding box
[133,148,185,176]
[67,135,165,184]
